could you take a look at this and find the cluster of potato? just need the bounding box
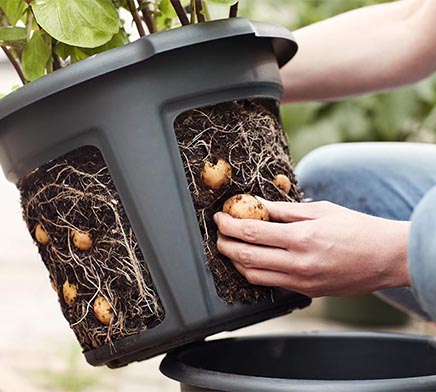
[34,224,112,326]
[201,158,291,221]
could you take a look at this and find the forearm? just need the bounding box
[281,0,436,103]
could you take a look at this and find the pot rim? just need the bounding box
[160,331,436,391]
[0,18,297,122]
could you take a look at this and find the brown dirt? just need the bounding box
[18,146,165,351]
[174,99,303,303]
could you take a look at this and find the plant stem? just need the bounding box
[127,0,146,37]
[44,34,53,73]
[170,0,189,26]
[152,0,158,32]
[52,53,62,70]
[229,2,239,18]
[0,8,11,26]
[195,0,205,23]
[202,1,210,21]
[50,37,62,71]
[25,7,33,40]
[190,0,196,24]
[137,0,154,33]
[1,46,26,84]
[46,58,53,73]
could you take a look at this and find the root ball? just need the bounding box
[71,229,93,251]
[273,174,291,194]
[35,224,49,245]
[50,278,57,292]
[63,280,78,306]
[176,100,302,303]
[93,296,112,325]
[19,146,165,350]
[202,159,232,190]
[223,194,270,221]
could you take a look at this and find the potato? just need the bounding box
[35,224,49,245]
[273,174,291,194]
[71,229,93,251]
[202,159,232,190]
[63,279,78,306]
[223,194,269,221]
[93,296,112,325]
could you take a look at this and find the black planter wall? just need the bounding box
[0,19,311,368]
[160,332,436,391]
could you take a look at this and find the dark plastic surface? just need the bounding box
[0,19,310,367]
[0,18,297,122]
[160,332,436,391]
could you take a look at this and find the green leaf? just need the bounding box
[71,47,90,62]
[159,0,177,18]
[94,28,128,51]
[0,0,27,25]
[31,0,120,48]
[53,42,71,60]
[54,43,89,62]
[0,26,26,43]
[0,26,26,49]
[54,29,128,62]
[22,31,51,81]
[155,13,173,31]
[204,0,238,6]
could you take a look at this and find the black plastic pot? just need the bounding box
[160,332,436,391]
[0,19,310,368]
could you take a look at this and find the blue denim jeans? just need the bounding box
[295,142,436,320]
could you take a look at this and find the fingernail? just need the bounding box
[213,213,220,224]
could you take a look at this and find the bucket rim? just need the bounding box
[160,331,436,391]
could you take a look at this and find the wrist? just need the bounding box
[384,220,411,288]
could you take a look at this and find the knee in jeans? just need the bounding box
[296,145,342,189]
[295,144,362,202]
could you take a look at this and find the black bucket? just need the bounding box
[160,332,436,391]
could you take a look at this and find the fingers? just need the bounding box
[217,232,292,273]
[216,232,319,297]
[214,212,290,248]
[231,259,311,297]
[259,199,336,223]
[233,263,294,289]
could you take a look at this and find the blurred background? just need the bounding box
[1,0,436,391]
[239,0,436,161]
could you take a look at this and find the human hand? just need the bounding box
[214,200,411,297]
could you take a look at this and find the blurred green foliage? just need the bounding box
[239,0,436,160]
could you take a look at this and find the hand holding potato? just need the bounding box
[215,200,411,297]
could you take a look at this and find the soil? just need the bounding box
[174,99,303,303]
[18,146,165,351]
